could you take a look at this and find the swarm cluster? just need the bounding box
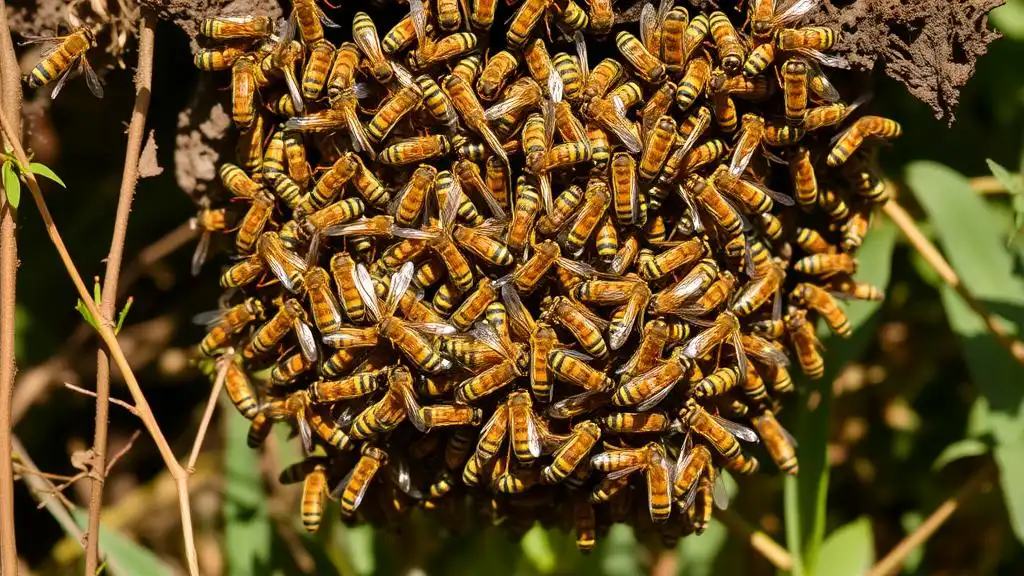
[190,0,898,550]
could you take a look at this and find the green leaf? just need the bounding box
[521,524,557,574]
[933,438,991,471]
[340,524,375,576]
[785,220,897,576]
[223,407,272,575]
[986,158,1024,244]
[992,0,1024,41]
[115,297,133,334]
[906,161,1024,544]
[995,440,1024,545]
[2,159,20,209]
[600,524,642,576]
[70,510,175,576]
[75,299,99,330]
[817,517,875,576]
[28,161,66,188]
[676,519,728,576]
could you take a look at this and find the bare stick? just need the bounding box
[64,383,140,416]
[0,90,199,576]
[716,507,794,571]
[11,437,88,552]
[187,355,231,473]
[86,13,156,574]
[866,465,994,576]
[0,0,23,571]
[883,200,1024,366]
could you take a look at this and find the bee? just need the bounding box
[682,311,749,378]
[649,256,720,315]
[411,32,479,68]
[827,116,902,166]
[675,270,737,318]
[417,75,460,128]
[764,122,805,146]
[283,133,310,190]
[743,42,776,77]
[454,159,507,221]
[505,176,542,255]
[23,28,103,98]
[444,74,509,166]
[194,44,248,72]
[455,323,529,403]
[301,39,335,101]
[712,165,796,215]
[680,399,760,475]
[795,227,834,254]
[543,420,601,483]
[390,164,438,227]
[639,116,677,181]
[831,277,885,302]
[336,445,388,517]
[219,163,262,199]
[709,11,746,74]
[732,263,785,318]
[804,102,854,130]
[484,157,511,213]
[549,349,614,393]
[613,348,691,411]
[543,295,609,358]
[552,52,584,102]
[243,298,317,363]
[659,6,688,72]
[471,0,499,29]
[303,266,345,339]
[507,0,552,47]
[751,0,818,41]
[581,58,622,104]
[326,42,361,102]
[270,351,315,386]
[350,367,424,439]
[220,254,265,289]
[450,277,500,331]
[381,135,452,165]
[351,11,393,83]
[296,154,358,215]
[367,82,424,144]
[246,411,273,448]
[561,179,612,257]
[229,55,258,128]
[638,236,707,281]
[256,231,308,293]
[616,318,670,383]
[782,58,809,125]
[441,332,506,374]
[284,106,374,160]
[300,464,328,532]
[616,31,665,83]
[595,215,619,262]
[785,308,824,379]
[418,404,484,431]
[777,26,837,53]
[793,252,856,279]
[573,498,597,552]
[478,51,519,101]
[729,113,767,178]
[675,54,711,111]
[790,282,851,336]
[587,0,614,34]
[382,13,418,55]
[608,153,642,226]
[200,15,273,40]
[672,439,713,511]
[523,39,558,100]
[751,410,799,474]
[789,146,818,208]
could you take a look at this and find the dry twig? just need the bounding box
[866,464,994,576]
[716,507,793,571]
[0,0,23,570]
[883,199,1024,366]
[85,12,156,574]
[64,382,140,416]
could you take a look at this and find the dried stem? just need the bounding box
[883,200,1024,366]
[11,437,87,551]
[969,175,1011,195]
[0,0,23,571]
[187,356,230,473]
[0,94,199,576]
[866,464,994,576]
[716,507,794,571]
[64,382,140,416]
[85,12,156,575]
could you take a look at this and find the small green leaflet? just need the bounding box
[985,159,1024,245]
[2,159,19,209]
[75,279,132,334]
[29,161,67,188]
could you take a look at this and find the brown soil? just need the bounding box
[139,0,282,38]
[811,0,1005,122]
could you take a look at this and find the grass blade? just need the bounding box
[223,406,273,575]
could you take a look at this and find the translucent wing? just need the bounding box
[469,321,516,359]
[606,463,645,481]
[298,415,313,454]
[676,184,705,234]
[191,231,211,277]
[192,308,226,326]
[322,327,377,347]
[342,101,375,159]
[807,60,842,102]
[404,321,457,335]
[712,470,730,510]
[710,412,760,444]
[80,57,104,99]
[501,283,536,337]
[294,319,319,363]
[795,48,849,69]
[639,3,657,49]
[48,59,77,100]
[283,69,306,116]
[525,410,542,459]
[636,377,679,413]
[385,261,416,318]
[574,31,589,86]
[316,5,341,28]
[729,141,759,179]
[773,0,818,26]
[353,263,382,322]
[408,0,428,49]
[400,382,426,432]
[265,249,307,293]
[476,404,509,461]
[608,287,645,351]
[548,66,564,103]
[441,174,463,231]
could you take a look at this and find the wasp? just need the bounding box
[680,399,760,475]
[542,296,609,358]
[785,307,824,379]
[616,31,665,83]
[300,464,328,532]
[675,53,711,111]
[649,258,720,315]
[350,366,424,439]
[200,15,273,40]
[478,51,519,101]
[827,116,902,166]
[561,179,612,257]
[220,254,265,290]
[243,298,318,363]
[793,252,857,279]
[507,0,553,47]
[444,74,509,165]
[449,277,500,331]
[549,349,614,393]
[751,410,799,474]
[613,348,691,411]
[380,135,452,165]
[455,323,529,403]
[24,28,104,98]
[617,319,670,382]
[751,0,818,41]
[543,420,601,483]
[335,445,388,517]
[552,52,584,102]
[367,82,424,144]
[196,297,266,357]
[790,282,851,336]
[708,11,746,74]
[411,32,479,69]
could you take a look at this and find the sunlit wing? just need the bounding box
[711,412,760,444]
[294,319,319,363]
[353,263,382,321]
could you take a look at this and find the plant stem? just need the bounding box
[0,96,199,576]
[0,0,23,571]
[866,464,993,576]
[717,507,794,571]
[883,200,1024,366]
[84,12,156,575]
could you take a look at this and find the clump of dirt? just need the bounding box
[811,0,1005,122]
[174,88,230,198]
[139,0,282,38]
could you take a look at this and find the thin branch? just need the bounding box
[883,200,1024,366]
[11,437,88,551]
[105,430,142,475]
[86,12,156,574]
[969,175,1010,195]
[12,465,79,483]
[64,382,141,416]
[0,0,23,571]
[187,355,230,473]
[716,507,794,572]
[0,83,199,576]
[866,464,994,576]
